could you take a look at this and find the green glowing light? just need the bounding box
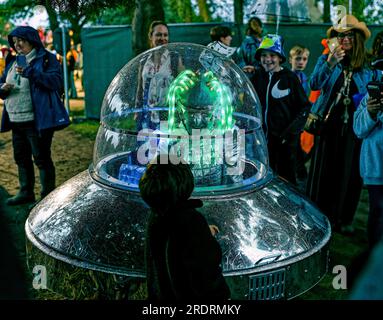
[167,69,234,133]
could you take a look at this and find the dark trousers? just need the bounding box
[12,121,54,171]
[367,185,383,248]
[268,134,299,185]
[11,121,55,197]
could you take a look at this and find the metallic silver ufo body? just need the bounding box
[26,43,330,300]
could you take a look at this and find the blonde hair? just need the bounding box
[289,45,310,58]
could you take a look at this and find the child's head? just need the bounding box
[210,26,233,46]
[289,45,310,71]
[255,34,286,72]
[139,155,194,215]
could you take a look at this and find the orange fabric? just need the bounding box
[66,49,78,62]
[300,38,329,154]
[301,131,314,154]
[321,38,330,55]
[309,90,321,103]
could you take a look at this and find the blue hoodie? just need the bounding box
[353,94,383,185]
[0,26,69,133]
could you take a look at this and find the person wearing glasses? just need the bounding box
[307,15,379,234]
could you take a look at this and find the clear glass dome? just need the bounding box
[93,43,269,196]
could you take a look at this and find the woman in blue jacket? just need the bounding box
[354,93,383,247]
[306,15,377,233]
[0,26,69,206]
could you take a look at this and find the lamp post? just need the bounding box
[61,24,70,115]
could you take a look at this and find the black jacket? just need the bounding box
[251,67,310,139]
[145,199,230,301]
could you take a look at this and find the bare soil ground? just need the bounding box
[0,82,92,196]
[0,115,94,197]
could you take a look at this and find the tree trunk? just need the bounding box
[44,0,59,31]
[197,0,211,22]
[183,0,194,22]
[234,0,244,26]
[323,0,331,23]
[132,0,165,56]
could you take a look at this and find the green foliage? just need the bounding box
[95,5,135,25]
[69,119,100,140]
[165,0,196,23]
[364,0,383,24]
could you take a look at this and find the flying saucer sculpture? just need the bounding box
[26,43,330,300]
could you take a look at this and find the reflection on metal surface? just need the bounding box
[27,170,330,277]
[25,43,330,299]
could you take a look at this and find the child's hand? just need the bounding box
[242,65,255,73]
[209,224,219,236]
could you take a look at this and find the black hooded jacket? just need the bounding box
[251,67,311,139]
[145,199,230,301]
[7,26,45,51]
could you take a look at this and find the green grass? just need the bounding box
[69,119,100,140]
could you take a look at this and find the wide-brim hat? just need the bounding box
[327,14,371,40]
[255,34,286,63]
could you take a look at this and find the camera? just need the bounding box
[367,82,383,102]
[368,53,383,104]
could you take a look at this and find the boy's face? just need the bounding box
[220,35,232,46]
[260,51,282,73]
[289,52,309,71]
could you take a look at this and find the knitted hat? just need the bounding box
[255,34,286,63]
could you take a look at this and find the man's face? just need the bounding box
[289,52,309,71]
[260,51,282,73]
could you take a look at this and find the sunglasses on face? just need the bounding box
[337,32,355,40]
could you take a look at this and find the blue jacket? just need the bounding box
[235,35,262,69]
[0,26,69,133]
[353,94,383,185]
[309,54,378,114]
